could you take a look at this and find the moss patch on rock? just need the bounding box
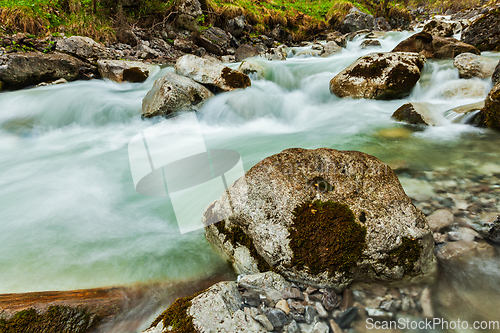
[0,306,97,333]
[149,293,202,333]
[384,236,422,274]
[221,67,251,89]
[215,219,271,272]
[288,200,367,277]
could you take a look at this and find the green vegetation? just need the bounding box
[0,306,97,333]
[385,236,422,274]
[149,293,200,333]
[288,200,367,277]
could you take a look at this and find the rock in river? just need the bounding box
[330,52,425,100]
[98,60,156,83]
[453,53,498,79]
[203,148,436,291]
[476,83,500,129]
[461,9,500,51]
[141,73,213,118]
[175,54,251,92]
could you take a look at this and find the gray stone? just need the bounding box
[204,148,436,291]
[320,41,342,57]
[427,209,454,232]
[235,44,260,62]
[177,0,203,32]
[330,52,426,99]
[237,60,266,80]
[141,73,213,118]
[290,300,305,314]
[315,302,328,318]
[336,307,358,329]
[437,240,497,261]
[56,36,114,63]
[304,305,316,325]
[288,320,301,333]
[255,314,274,331]
[341,10,375,33]
[175,54,251,92]
[379,300,399,312]
[462,10,500,51]
[366,308,393,320]
[228,15,249,38]
[196,26,233,56]
[313,321,330,333]
[360,39,381,49]
[453,53,498,79]
[260,45,287,61]
[283,287,304,300]
[97,60,155,83]
[265,308,289,329]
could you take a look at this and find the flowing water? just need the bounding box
[1,31,500,331]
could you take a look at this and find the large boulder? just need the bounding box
[392,102,444,126]
[227,15,250,38]
[55,36,114,63]
[422,20,461,37]
[493,60,500,84]
[176,0,204,32]
[453,53,499,79]
[196,26,234,56]
[341,9,375,33]
[461,9,500,51]
[476,83,500,129]
[141,73,213,118]
[329,52,425,100]
[203,148,436,291]
[175,54,251,92]
[97,60,156,83]
[235,44,260,62]
[0,52,92,90]
[145,281,267,333]
[392,31,480,59]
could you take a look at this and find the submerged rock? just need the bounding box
[392,102,444,126]
[175,54,251,92]
[0,52,93,90]
[461,9,500,51]
[330,52,425,100]
[97,60,155,83]
[56,36,114,63]
[141,73,213,118]
[392,31,480,59]
[476,83,500,129]
[203,148,435,291]
[453,53,498,79]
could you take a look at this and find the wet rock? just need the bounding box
[320,41,342,57]
[322,289,340,311]
[116,28,139,47]
[313,321,329,333]
[330,52,425,99]
[97,60,154,83]
[341,9,375,33]
[265,308,289,329]
[440,79,486,98]
[235,44,259,62]
[175,54,251,92]
[260,45,287,61]
[204,148,435,291]
[422,19,461,37]
[374,17,391,31]
[255,314,274,331]
[141,73,213,118]
[488,223,500,244]
[437,240,497,261]
[392,102,443,126]
[392,31,480,59]
[493,60,500,84]
[379,299,399,312]
[196,26,234,56]
[360,39,381,49]
[329,319,343,333]
[176,0,203,32]
[290,300,305,314]
[315,302,328,318]
[476,83,500,129]
[336,306,358,329]
[237,60,265,80]
[453,53,499,79]
[238,272,291,295]
[287,320,301,333]
[35,78,68,87]
[282,287,303,300]
[462,9,500,51]
[427,209,454,232]
[136,42,160,60]
[0,52,92,90]
[304,305,316,324]
[366,307,393,320]
[56,36,114,63]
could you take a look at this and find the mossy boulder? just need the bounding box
[476,83,500,129]
[145,281,267,333]
[329,52,426,100]
[203,148,436,291]
[392,32,480,59]
[461,9,500,51]
[493,60,500,85]
[175,54,251,92]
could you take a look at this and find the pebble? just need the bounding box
[322,289,340,311]
[329,319,343,333]
[419,287,434,318]
[313,321,330,333]
[366,307,393,320]
[427,209,454,232]
[289,300,305,314]
[265,308,289,329]
[315,302,329,318]
[287,320,300,333]
[276,299,290,314]
[336,306,358,329]
[304,305,317,324]
[283,287,304,300]
[341,289,354,309]
[379,299,399,312]
[255,314,274,331]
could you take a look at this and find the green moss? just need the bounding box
[214,219,271,272]
[221,67,251,89]
[288,200,367,277]
[384,236,422,274]
[149,293,201,333]
[0,306,97,333]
